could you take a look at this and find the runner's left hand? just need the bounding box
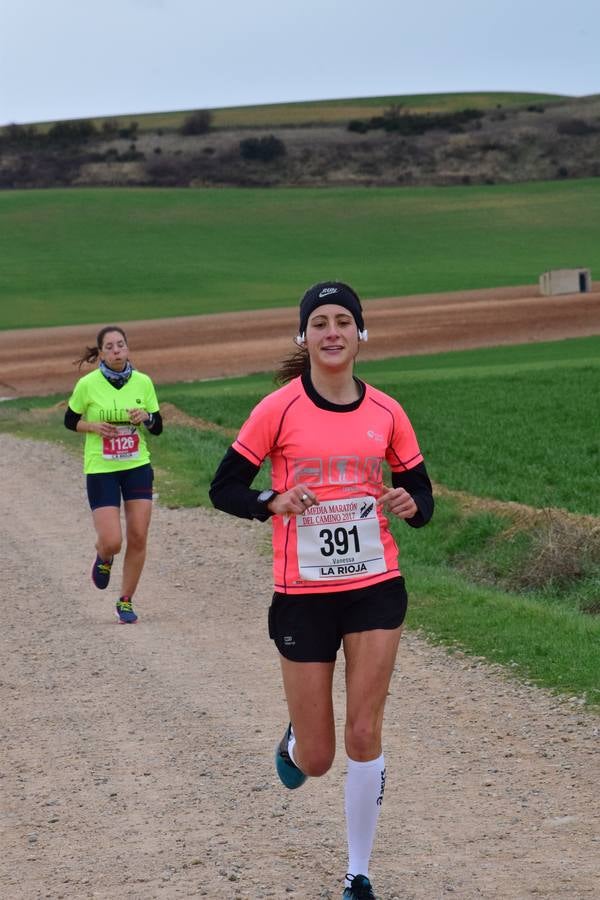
[127,407,149,425]
[377,485,418,520]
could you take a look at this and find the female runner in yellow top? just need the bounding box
[64,326,162,623]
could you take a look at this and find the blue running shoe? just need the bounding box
[115,596,138,624]
[91,553,113,590]
[343,874,376,899]
[275,723,307,790]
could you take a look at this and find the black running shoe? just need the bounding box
[342,874,376,899]
[274,723,307,790]
[91,553,113,590]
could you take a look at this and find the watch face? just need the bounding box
[258,489,275,503]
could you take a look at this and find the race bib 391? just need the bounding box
[296,496,386,581]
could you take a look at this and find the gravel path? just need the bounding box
[1,434,599,899]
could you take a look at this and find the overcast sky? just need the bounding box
[2,0,599,125]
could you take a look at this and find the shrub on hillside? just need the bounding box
[0,123,41,148]
[239,135,286,162]
[347,106,484,136]
[0,150,84,187]
[118,121,139,140]
[3,119,101,149]
[180,110,212,135]
[348,119,369,134]
[556,118,597,136]
[119,147,145,162]
[101,119,119,137]
[46,119,97,144]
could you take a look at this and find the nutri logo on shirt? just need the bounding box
[99,407,132,423]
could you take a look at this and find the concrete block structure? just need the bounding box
[539,268,591,295]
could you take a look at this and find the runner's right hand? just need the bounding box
[92,422,119,437]
[269,485,319,517]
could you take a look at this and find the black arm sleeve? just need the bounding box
[209,446,273,522]
[64,406,82,431]
[392,461,434,528]
[144,411,163,435]
[64,407,163,435]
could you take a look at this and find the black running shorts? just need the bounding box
[268,576,408,662]
[86,464,154,510]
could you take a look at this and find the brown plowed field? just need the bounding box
[1,283,599,398]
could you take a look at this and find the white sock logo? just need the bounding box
[376,767,386,805]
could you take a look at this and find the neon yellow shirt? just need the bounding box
[68,369,160,474]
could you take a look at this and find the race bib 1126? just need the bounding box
[102,425,140,460]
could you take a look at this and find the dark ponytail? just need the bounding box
[274,346,310,385]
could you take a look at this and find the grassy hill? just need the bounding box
[6,91,570,131]
[2,91,600,189]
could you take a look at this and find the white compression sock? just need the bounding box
[344,753,386,884]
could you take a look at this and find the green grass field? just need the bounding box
[1,157,598,702]
[2,178,600,329]
[158,336,600,516]
[2,336,598,703]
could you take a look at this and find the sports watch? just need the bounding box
[257,489,278,507]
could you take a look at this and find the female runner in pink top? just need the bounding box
[210,281,433,900]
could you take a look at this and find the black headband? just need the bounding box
[298,281,365,336]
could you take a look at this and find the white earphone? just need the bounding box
[295,329,368,345]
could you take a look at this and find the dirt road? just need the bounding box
[2,434,599,900]
[2,284,600,898]
[1,284,599,398]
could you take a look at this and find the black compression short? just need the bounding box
[268,576,408,662]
